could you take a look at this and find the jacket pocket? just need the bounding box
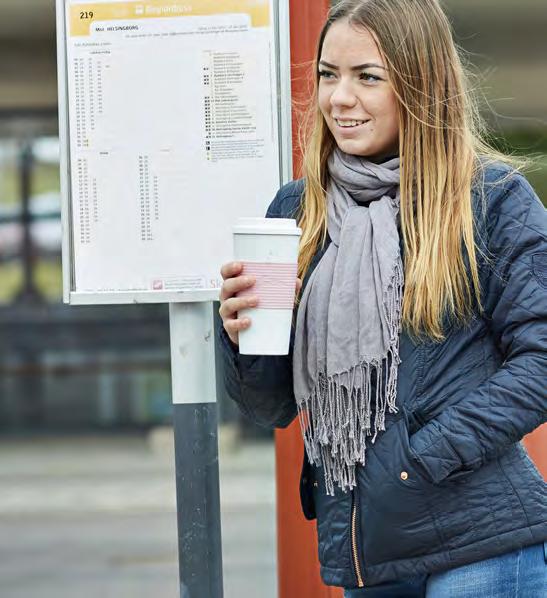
[313,466,353,572]
[357,418,445,565]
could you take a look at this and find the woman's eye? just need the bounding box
[318,70,335,79]
[360,72,381,83]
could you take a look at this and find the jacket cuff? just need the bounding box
[218,324,240,362]
[409,420,463,484]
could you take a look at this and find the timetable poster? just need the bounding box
[63,0,281,297]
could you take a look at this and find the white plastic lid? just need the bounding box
[233,217,302,236]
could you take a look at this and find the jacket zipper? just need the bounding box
[351,491,365,587]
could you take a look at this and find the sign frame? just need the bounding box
[56,0,293,305]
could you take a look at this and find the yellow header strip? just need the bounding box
[69,0,270,37]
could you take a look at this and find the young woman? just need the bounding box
[218,0,547,595]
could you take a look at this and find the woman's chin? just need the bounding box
[334,138,397,161]
[335,137,374,157]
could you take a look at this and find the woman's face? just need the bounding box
[318,19,399,160]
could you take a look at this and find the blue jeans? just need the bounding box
[344,542,547,598]
[344,576,426,597]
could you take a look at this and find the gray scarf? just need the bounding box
[293,148,403,496]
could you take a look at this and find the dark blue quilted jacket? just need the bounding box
[217,163,547,588]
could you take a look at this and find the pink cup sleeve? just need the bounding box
[236,262,298,309]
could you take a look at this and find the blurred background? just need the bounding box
[0,0,545,597]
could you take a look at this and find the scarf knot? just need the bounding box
[293,149,404,495]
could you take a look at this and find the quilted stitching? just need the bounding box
[532,252,547,288]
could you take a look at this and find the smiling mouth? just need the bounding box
[334,118,370,128]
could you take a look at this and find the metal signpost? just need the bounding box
[170,302,223,596]
[55,1,292,596]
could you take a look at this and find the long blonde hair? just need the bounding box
[297,0,518,341]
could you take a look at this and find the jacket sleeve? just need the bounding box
[215,190,299,429]
[409,173,547,484]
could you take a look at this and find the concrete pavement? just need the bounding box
[0,427,277,598]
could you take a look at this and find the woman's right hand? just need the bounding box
[219,262,258,347]
[219,261,302,347]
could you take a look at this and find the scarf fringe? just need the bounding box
[297,258,404,496]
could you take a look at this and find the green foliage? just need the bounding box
[0,163,60,206]
[0,260,62,304]
[487,129,547,205]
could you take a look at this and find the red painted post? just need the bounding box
[524,424,547,481]
[275,2,343,598]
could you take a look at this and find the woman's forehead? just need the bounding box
[321,20,383,66]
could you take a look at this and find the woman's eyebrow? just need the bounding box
[319,60,386,71]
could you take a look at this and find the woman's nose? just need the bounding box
[330,80,358,109]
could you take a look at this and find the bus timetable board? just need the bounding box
[56,0,292,304]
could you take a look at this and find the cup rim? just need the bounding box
[233,217,302,236]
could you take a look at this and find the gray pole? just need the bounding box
[169,302,223,598]
[17,140,42,305]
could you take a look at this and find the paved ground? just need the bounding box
[0,428,277,598]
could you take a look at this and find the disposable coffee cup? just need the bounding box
[233,217,302,355]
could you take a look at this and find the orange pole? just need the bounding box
[524,423,547,481]
[275,2,342,598]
